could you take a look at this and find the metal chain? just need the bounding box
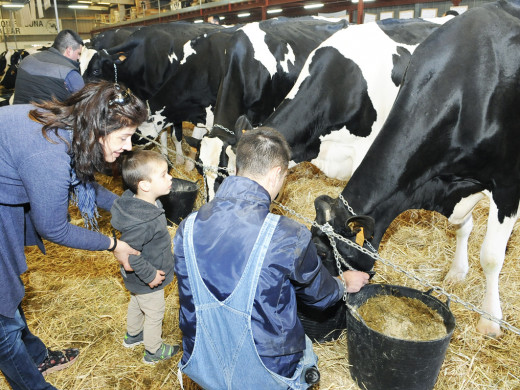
[134,131,520,336]
[212,123,235,136]
[339,194,357,215]
[113,62,118,83]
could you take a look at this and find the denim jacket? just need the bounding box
[174,175,343,372]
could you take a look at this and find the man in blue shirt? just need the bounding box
[13,29,84,104]
[174,127,369,389]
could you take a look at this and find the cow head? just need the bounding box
[84,49,127,83]
[198,115,253,200]
[312,194,376,274]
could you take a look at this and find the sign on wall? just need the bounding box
[1,18,59,36]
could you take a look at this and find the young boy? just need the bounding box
[111,149,179,364]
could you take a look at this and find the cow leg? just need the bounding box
[185,123,208,171]
[225,145,236,176]
[159,129,170,158]
[444,214,473,284]
[446,192,485,284]
[476,198,517,337]
[171,125,184,165]
[199,136,223,201]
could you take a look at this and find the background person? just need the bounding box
[111,150,180,365]
[173,127,369,389]
[207,15,220,24]
[13,29,85,104]
[0,80,147,390]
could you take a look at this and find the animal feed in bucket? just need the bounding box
[358,295,447,341]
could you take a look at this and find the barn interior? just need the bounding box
[1,1,520,390]
[0,0,494,48]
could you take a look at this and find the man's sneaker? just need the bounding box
[37,348,79,376]
[123,331,144,348]
[143,343,180,365]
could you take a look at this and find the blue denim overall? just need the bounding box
[179,212,318,390]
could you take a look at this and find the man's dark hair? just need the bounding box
[236,127,291,177]
[122,149,168,194]
[53,29,84,53]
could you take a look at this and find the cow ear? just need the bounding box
[234,115,253,142]
[314,195,335,225]
[345,215,375,245]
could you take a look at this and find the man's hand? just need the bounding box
[113,240,140,271]
[149,270,166,288]
[340,270,370,293]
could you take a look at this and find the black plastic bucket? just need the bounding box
[160,178,199,226]
[345,284,455,390]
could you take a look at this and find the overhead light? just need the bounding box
[219,16,225,20]
[78,1,92,3]
[350,0,375,2]
[69,4,89,8]
[97,2,110,4]
[237,12,250,18]
[304,3,324,9]
[2,4,25,8]
[194,19,203,23]
[267,8,282,14]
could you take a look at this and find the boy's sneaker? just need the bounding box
[123,331,144,348]
[37,348,79,376]
[143,343,180,365]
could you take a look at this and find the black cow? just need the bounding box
[313,0,520,338]
[89,26,142,50]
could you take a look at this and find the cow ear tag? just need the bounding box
[355,227,365,246]
[346,215,375,242]
[242,129,246,133]
[347,221,365,246]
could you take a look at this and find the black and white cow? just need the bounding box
[0,48,31,89]
[139,25,240,165]
[0,50,11,80]
[84,21,225,166]
[211,16,348,132]
[84,22,223,100]
[313,0,520,337]
[200,17,448,199]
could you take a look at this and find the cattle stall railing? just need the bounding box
[134,132,520,337]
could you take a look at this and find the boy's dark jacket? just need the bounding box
[111,189,174,294]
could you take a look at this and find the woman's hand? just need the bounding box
[113,240,140,271]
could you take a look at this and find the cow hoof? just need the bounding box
[185,159,195,171]
[443,268,467,284]
[476,318,501,338]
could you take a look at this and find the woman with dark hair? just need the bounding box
[0,80,148,389]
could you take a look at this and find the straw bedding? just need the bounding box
[1,138,519,390]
